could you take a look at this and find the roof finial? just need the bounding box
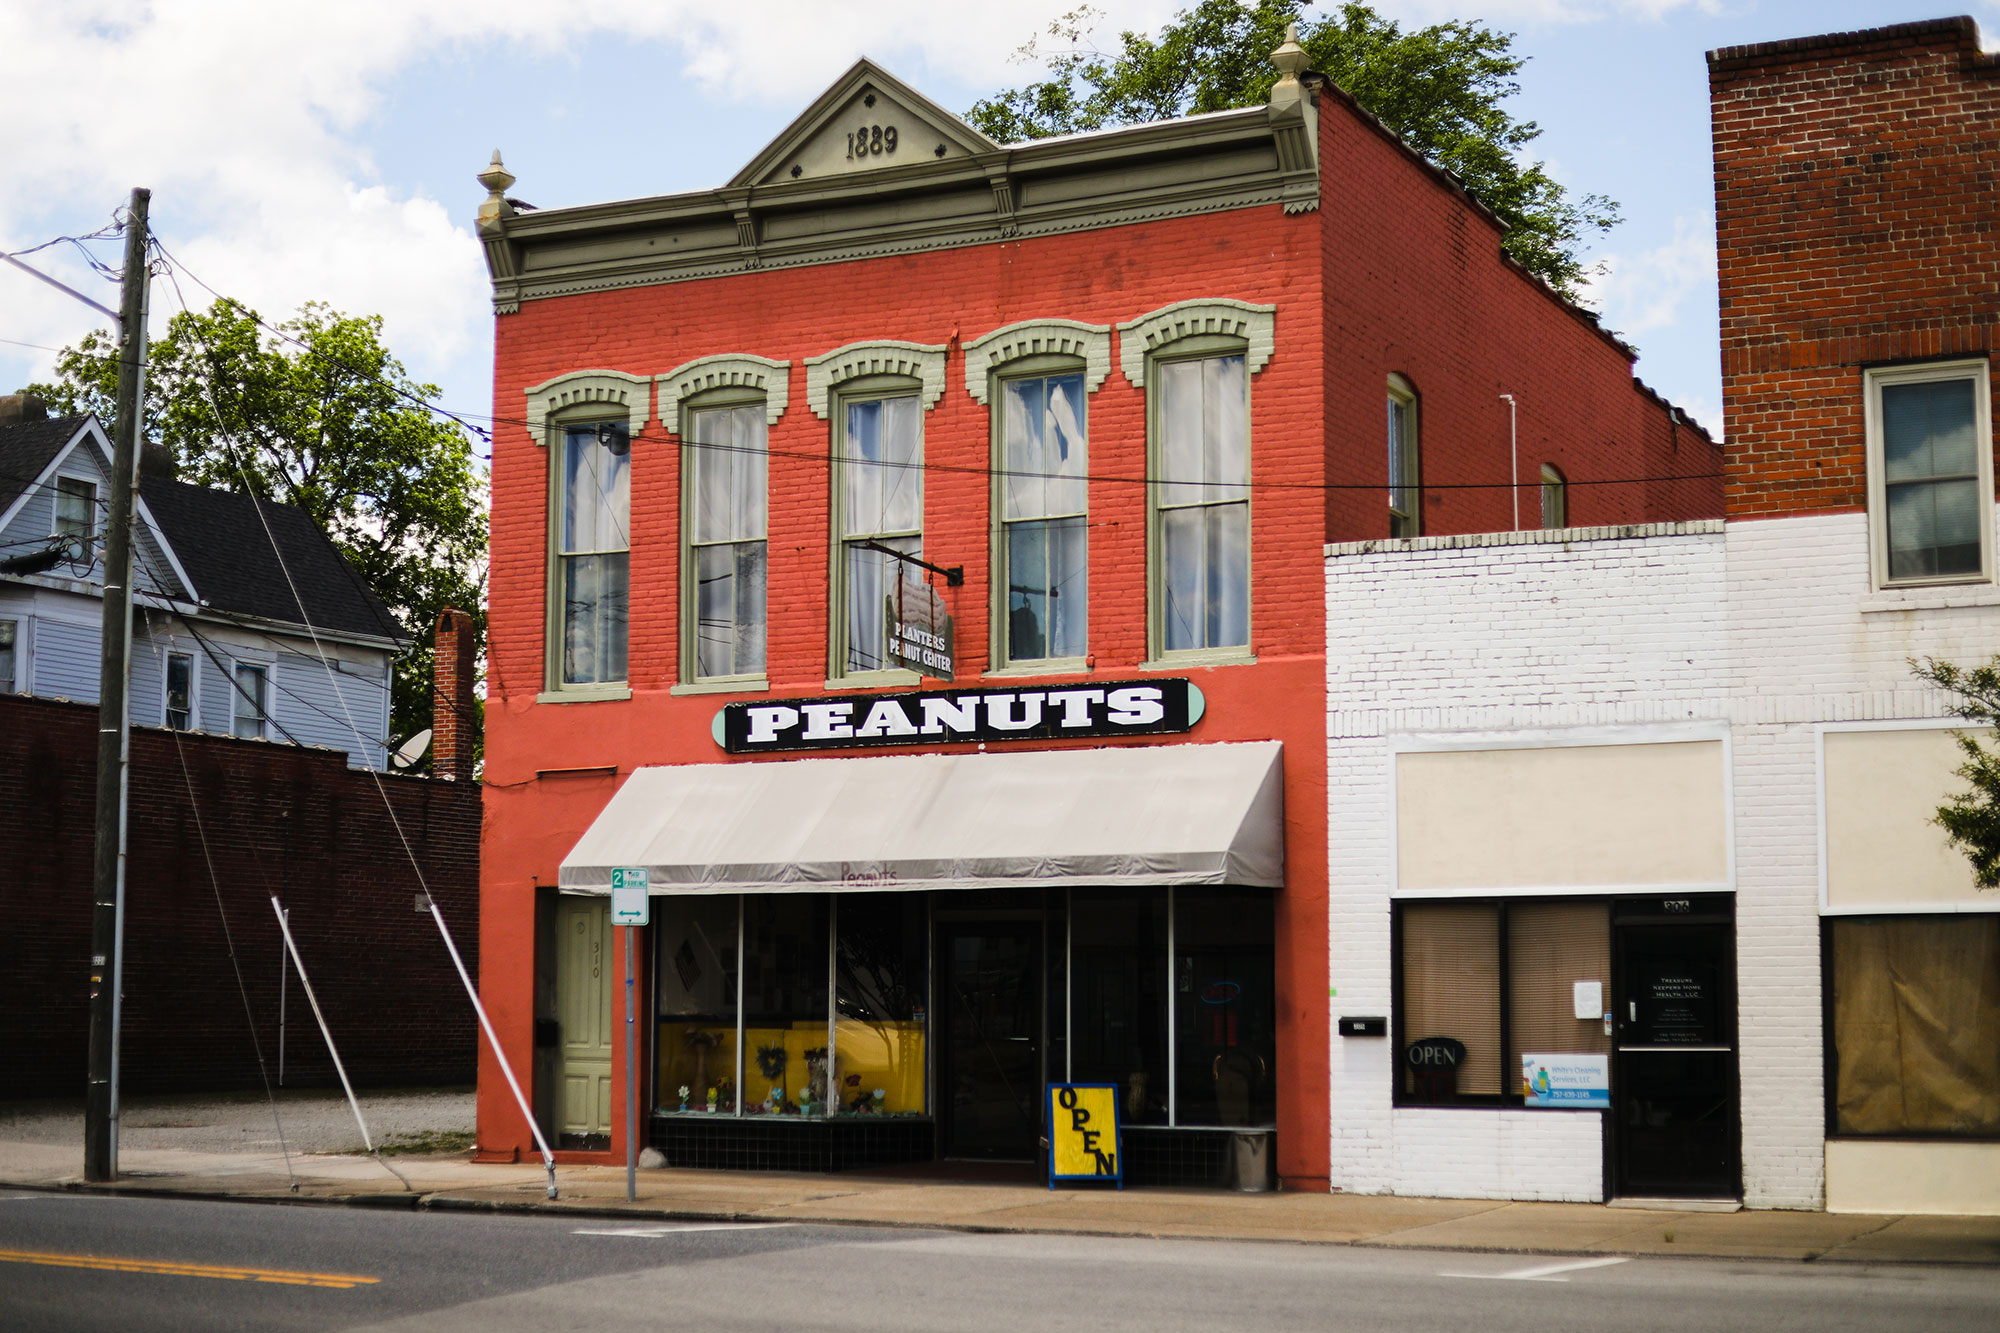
[1271,23,1309,84]
[477,150,516,231]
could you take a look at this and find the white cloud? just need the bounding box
[0,0,1168,411]
[1581,212,1716,339]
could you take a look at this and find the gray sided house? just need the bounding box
[0,402,405,768]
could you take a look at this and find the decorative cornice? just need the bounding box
[657,354,791,427]
[804,341,948,419]
[961,319,1112,404]
[523,369,651,446]
[1117,299,1278,387]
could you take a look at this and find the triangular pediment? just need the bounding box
[730,59,999,189]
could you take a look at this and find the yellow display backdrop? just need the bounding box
[657,1020,926,1116]
[1047,1084,1123,1187]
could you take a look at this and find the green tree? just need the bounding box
[967,0,1619,298]
[29,299,484,762]
[1912,655,2000,888]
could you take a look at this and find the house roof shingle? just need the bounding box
[138,478,407,644]
[0,413,88,515]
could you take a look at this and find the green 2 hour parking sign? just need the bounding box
[610,867,649,925]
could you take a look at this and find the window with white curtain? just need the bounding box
[685,400,768,681]
[552,419,631,686]
[834,389,922,678]
[1153,354,1249,657]
[1388,375,1420,538]
[998,370,1088,666]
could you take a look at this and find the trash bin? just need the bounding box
[1227,1130,1273,1192]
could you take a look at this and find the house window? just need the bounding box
[833,387,922,678]
[166,651,193,730]
[1867,359,1993,587]
[55,476,96,545]
[1396,899,1611,1105]
[1827,916,2000,1136]
[684,399,767,681]
[998,369,1088,666]
[233,662,268,739]
[1154,353,1249,656]
[1541,464,1567,529]
[552,419,631,687]
[0,620,16,693]
[1388,375,1420,538]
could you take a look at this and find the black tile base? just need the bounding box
[650,1114,934,1172]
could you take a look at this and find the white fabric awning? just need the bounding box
[559,741,1283,895]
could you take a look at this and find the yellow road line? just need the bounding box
[0,1247,378,1289]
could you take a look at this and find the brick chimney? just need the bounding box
[433,608,479,781]
[0,393,50,427]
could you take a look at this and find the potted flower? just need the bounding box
[677,1084,690,1112]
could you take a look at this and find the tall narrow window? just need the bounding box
[55,476,96,545]
[1868,361,1992,586]
[1154,354,1249,655]
[686,402,767,681]
[1388,375,1420,538]
[1000,371,1088,665]
[1540,463,1567,529]
[233,662,268,739]
[166,651,193,730]
[554,421,631,686]
[835,391,922,678]
[0,620,16,693]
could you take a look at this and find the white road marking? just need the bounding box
[1440,1256,1630,1282]
[572,1223,792,1237]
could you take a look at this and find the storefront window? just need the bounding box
[1830,915,2000,1135]
[1071,889,1168,1124]
[1174,887,1276,1127]
[655,896,739,1113]
[833,894,928,1117]
[1507,901,1610,1073]
[1399,904,1502,1100]
[1398,900,1614,1106]
[742,895,830,1116]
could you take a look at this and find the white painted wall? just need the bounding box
[1325,513,2000,1212]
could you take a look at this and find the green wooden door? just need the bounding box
[556,896,614,1143]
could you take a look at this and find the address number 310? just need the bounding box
[847,124,899,159]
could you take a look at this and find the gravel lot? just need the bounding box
[0,1086,474,1156]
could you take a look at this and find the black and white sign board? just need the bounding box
[713,679,1206,754]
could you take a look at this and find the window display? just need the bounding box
[1174,887,1276,1127]
[834,894,928,1116]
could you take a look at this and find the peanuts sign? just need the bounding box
[1047,1083,1123,1188]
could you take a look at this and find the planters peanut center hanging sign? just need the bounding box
[713,680,1205,753]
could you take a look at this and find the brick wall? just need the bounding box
[1711,17,2000,519]
[0,693,480,1097]
[1316,89,1721,539]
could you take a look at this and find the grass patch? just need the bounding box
[377,1129,477,1156]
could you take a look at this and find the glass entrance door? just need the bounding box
[938,922,1042,1159]
[1612,903,1740,1198]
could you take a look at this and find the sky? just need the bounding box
[3,1,1996,452]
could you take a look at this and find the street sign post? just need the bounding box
[610,867,648,1200]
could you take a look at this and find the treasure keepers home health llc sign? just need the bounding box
[712,679,1205,753]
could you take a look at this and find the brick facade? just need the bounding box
[478,71,1713,1185]
[1711,17,2000,519]
[0,693,480,1096]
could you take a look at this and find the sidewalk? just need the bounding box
[6,1136,1997,1265]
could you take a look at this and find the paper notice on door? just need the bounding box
[1572,980,1603,1020]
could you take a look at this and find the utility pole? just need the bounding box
[84,187,150,1184]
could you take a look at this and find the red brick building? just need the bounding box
[474,40,1714,1188]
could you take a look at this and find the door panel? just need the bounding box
[1613,915,1740,1198]
[556,896,614,1142]
[939,924,1041,1159]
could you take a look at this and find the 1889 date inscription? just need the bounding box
[846,124,898,159]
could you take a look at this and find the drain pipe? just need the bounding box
[1499,393,1519,531]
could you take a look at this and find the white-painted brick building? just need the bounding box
[1325,514,2000,1212]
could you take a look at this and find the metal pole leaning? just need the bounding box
[270,898,375,1158]
[426,897,559,1199]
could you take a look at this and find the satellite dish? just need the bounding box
[392,728,433,769]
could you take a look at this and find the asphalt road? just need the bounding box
[1,1190,1995,1332]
